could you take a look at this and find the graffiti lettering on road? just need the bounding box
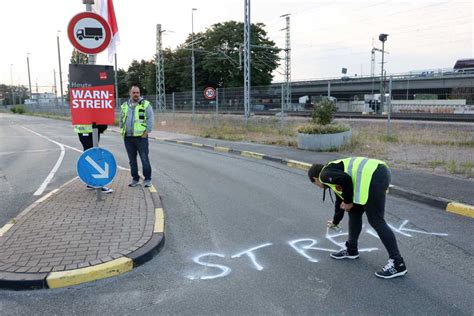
[230,243,273,271]
[366,220,449,239]
[188,253,231,280]
[187,243,272,280]
[186,220,448,281]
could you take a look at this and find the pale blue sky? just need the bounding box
[0,0,472,92]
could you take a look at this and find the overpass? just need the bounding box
[270,72,474,103]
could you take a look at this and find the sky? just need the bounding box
[0,0,472,93]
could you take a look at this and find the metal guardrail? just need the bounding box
[276,71,474,85]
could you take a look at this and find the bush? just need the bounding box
[311,98,337,125]
[298,123,350,134]
[10,105,25,114]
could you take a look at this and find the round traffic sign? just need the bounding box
[204,87,216,100]
[67,12,112,55]
[77,147,117,188]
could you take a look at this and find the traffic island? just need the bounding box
[0,169,165,290]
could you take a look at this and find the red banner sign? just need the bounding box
[69,64,115,125]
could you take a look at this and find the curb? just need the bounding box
[0,182,166,290]
[158,138,474,218]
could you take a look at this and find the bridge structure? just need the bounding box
[269,72,474,104]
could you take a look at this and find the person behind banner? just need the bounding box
[120,86,154,187]
[74,124,113,193]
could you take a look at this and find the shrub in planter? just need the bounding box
[311,98,337,125]
[298,99,351,150]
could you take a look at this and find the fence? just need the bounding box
[4,79,474,116]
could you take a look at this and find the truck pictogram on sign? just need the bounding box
[77,27,103,41]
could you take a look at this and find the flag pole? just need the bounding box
[114,52,119,110]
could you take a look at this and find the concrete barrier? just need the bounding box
[297,130,352,151]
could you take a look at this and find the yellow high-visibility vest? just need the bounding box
[120,100,150,136]
[319,157,388,205]
[74,124,93,134]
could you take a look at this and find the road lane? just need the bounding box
[0,113,472,315]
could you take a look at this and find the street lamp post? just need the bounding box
[57,31,65,106]
[191,8,197,120]
[379,33,388,114]
[27,53,32,100]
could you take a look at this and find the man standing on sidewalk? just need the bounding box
[308,157,407,279]
[75,124,113,193]
[120,86,154,187]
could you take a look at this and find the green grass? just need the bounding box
[459,162,474,177]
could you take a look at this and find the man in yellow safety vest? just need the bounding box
[308,157,407,279]
[120,86,154,187]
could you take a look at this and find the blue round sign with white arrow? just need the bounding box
[77,147,117,188]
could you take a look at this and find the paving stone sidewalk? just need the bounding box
[0,169,154,274]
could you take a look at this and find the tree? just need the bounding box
[199,21,279,88]
[118,21,280,94]
[116,68,129,98]
[164,21,280,92]
[70,49,88,64]
[126,59,154,95]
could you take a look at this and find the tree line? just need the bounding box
[1,21,280,105]
[114,21,280,97]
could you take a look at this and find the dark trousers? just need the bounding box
[78,133,100,151]
[124,136,152,181]
[346,165,403,263]
[333,197,345,225]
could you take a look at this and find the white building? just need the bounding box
[25,92,57,105]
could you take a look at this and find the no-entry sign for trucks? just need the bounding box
[69,64,115,125]
[68,12,112,54]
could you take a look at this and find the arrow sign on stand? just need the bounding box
[77,148,117,188]
[85,156,109,179]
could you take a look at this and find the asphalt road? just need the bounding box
[0,113,473,315]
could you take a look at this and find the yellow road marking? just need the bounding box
[192,143,203,147]
[0,223,14,237]
[149,185,158,193]
[446,202,474,218]
[46,257,133,289]
[214,146,230,153]
[154,208,165,233]
[287,160,312,171]
[241,151,264,159]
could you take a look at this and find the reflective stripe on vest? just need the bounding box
[74,124,93,134]
[320,157,387,205]
[120,100,150,136]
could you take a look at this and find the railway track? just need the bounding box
[172,110,474,122]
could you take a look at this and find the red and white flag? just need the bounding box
[93,0,120,62]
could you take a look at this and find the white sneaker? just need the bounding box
[101,186,113,194]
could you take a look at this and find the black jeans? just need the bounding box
[345,165,403,263]
[78,133,100,151]
[333,197,345,226]
[124,136,152,181]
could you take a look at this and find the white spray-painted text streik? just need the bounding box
[187,219,448,281]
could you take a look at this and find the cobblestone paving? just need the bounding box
[0,170,154,273]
